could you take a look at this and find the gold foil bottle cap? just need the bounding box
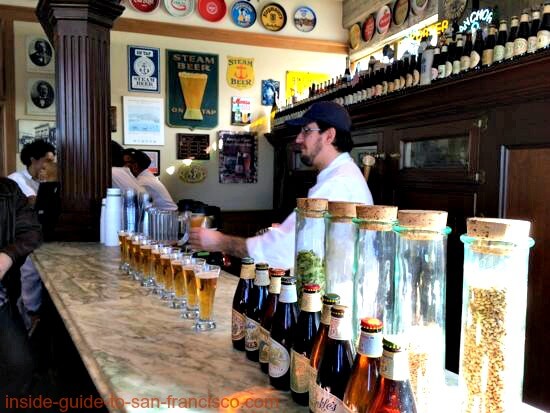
[356,205,398,222]
[328,201,359,218]
[397,210,448,231]
[466,217,531,241]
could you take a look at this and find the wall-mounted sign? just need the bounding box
[393,0,410,26]
[230,1,257,28]
[294,6,316,33]
[231,96,251,126]
[349,23,361,49]
[164,0,195,17]
[410,19,449,41]
[129,0,160,13]
[411,0,429,16]
[176,133,210,160]
[197,0,226,22]
[285,71,330,100]
[178,163,207,183]
[376,5,392,35]
[458,8,494,33]
[261,3,287,31]
[166,50,218,129]
[362,15,375,43]
[227,56,254,89]
[128,46,160,93]
[218,131,257,184]
[261,79,279,106]
[123,96,164,146]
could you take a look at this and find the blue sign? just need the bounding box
[230,1,257,28]
[128,46,160,93]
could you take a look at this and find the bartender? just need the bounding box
[189,101,373,269]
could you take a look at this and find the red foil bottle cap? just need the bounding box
[360,317,383,332]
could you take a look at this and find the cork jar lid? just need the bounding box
[296,197,328,212]
[397,210,448,230]
[356,205,398,222]
[466,218,531,241]
[328,201,358,218]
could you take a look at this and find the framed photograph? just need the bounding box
[350,144,378,167]
[17,119,56,153]
[26,36,54,73]
[218,131,257,184]
[176,133,210,160]
[123,96,164,146]
[27,78,55,116]
[128,45,160,93]
[141,149,160,176]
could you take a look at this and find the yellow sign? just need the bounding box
[285,71,330,101]
[227,56,255,89]
[410,20,449,41]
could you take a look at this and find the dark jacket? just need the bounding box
[0,178,42,302]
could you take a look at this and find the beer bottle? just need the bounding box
[445,37,455,77]
[398,59,406,89]
[367,337,417,413]
[514,12,530,57]
[312,305,354,413]
[537,3,550,50]
[470,28,484,70]
[482,25,497,67]
[452,33,463,75]
[505,16,519,59]
[343,318,384,413]
[291,284,322,405]
[245,263,270,362]
[437,44,447,79]
[460,31,473,72]
[413,54,421,86]
[269,276,299,390]
[528,10,541,53]
[259,268,284,374]
[232,257,255,351]
[402,56,411,88]
[406,55,416,87]
[494,19,508,63]
[431,47,440,80]
[309,293,340,412]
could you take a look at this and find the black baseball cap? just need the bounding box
[285,101,352,133]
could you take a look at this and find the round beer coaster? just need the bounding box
[376,4,392,35]
[362,14,375,43]
[411,0,429,16]
[230,1,257,28]
[129,0,161,13]
[294,6,316,33]
[349,23,361,50]
[261,3,287,32]
[198,0,227,22]
[164,0,195,17]
[393,0,410,26]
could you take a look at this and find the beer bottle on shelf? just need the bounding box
[398,59,406,89]
[528,9,541,53]
[452,33,464,75]
[343,318,384,413]
[470,28,484,70]
[460,31,473,72]
[505,16,519,59]
[312,305,354,413]
[375,69,384,97]
[431,47,441,80]
[402,56,411,88]
[367,337,417,413]
[291,284,322,405]
[259,268,284,374]
[232,257,255,351]
[245,262,270,362]
[387,62,395,94]
[482,25,497,68]
[438,44,448,79]
[413,54,421,86]
[494,19,508,63]
[269,275,299,390]
[537,3,550,50]
[406,55,416,87]
[444,37,455,77]
[514,12,530,57]
[309,293,340,412]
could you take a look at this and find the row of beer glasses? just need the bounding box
[117,230,221,330]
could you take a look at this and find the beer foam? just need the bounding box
[195,271,219,279]
[171,260,183,265]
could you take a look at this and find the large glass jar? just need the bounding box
[393,209,450,413]
[325,201,360,309]
[294,198,328,300]
[352,205,398,344]
[459,218,534,413]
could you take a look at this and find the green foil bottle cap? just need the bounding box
[322,293,340,305]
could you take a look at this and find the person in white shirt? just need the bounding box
[111,141,144,194]
[189,101,373,269]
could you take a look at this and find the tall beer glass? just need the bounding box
[118,230,128,271]
[194,263,221,331]
[178,72,208,120]
[170,251,191,309]
[137,238,153,284]
[156,246,173,298]
[181,257,206,319]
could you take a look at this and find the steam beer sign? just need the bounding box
[227,56,255,89]
[166,50,219,129]
[128,46,160,93]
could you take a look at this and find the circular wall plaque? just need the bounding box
[178,163,207,183]
[164,0,195,17]
[231,1,257,28]
[376,5,392,35]
[260,3,287,32]
[362,14,375,43]
[349,23,361,50]
[129,0,160,13]
[393,0,410,26]
[411,0,430,16]
[197,0,227,22]
[294,6,317,33]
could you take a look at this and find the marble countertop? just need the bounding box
[33,243,303,413]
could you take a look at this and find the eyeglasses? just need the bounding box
[300,126,322,135]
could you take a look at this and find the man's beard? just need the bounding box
[300,137,322,167]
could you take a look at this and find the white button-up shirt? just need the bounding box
[112,166,144,194]
[7,169,39,197]
[137,170,177,210]
[246,152,373,270]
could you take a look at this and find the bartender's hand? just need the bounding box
[0,252,14,281]
[189,228,249,258]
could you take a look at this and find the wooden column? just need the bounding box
[36,0,124,241]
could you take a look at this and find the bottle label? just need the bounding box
[504,41,514,59]
[387,81,395,93]
[302,292,322,312]
[437,64,445,79]
[231,309,246,341]
[444,61,453,77]
[357,332,383,357]
[482,49,494,66]
[405,73,413,87]
[245,317,259,351]
[268,338,290,378]
[493,45,505,62]
[412,69,420,86]
[258,326,271,363]
[254,269,270,286]
[268,276,281,294]
[309,365,318,411]
[279,284,297,303]
[469,50,480,69]
[290,350,310,394]
[328,316,352,341]
[399,76,405,89]
[375,84,383,96]
[460,55,470,71]
[431,67,438,80]
[240,264,255,279]
[528,36,538,53]
[380,349,409,381]
[452,60,461,75]
[514,38,528,56]
[382,81,388,95]
[537,30,550,49]
[313,383,348,413]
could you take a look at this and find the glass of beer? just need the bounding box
[137,238,154,285]
[194,263,221,331]
[181,257,206,319]
[129,234,145,279]
[118,230,127,270]
[170,251,191,309]
[155,246,172,298]
[124,232,135,275]
[178,72,208,121]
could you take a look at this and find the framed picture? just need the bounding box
[261,79,280,106]
[231,96,251,126]
[27,78,55,116]
[350,144,378,167]
[218,131,257,184]
[176,133,210,160]
[123,96,164,146]
[141,149,160,176]
[26,36,54,73]
[18,119,56,153]
[128,45,160,93]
